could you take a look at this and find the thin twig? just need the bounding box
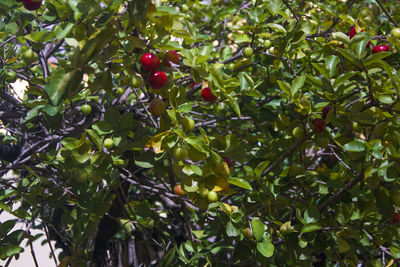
[375,0,399,27]
[43,223,59,267]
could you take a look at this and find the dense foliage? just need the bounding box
[1,0,400,266]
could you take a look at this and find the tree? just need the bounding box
[1,0,400,266]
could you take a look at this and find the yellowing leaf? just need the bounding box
[145,131,170,154]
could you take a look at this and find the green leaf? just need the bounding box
[134,152,154,168]
[228,177,252,190]
[242,73,254,89]
[61,137,79,150]
[0,220,16,236]
[255,161,270,178]
[184,136,210,155]
[45,70,67,106]
[301,223,321,233]
[176,103,192,113]
[226,94,241,117]
[354,39,368,59]
[277,80,291,97]
[364,51,392,67]
[238,72,251,90]
[226,221,240,237]
[337,237,350,253]
[92,121,114,135]
[343,140,365,152]
[232,33,251,43]
[375,188,394,219]
[337,48,363,68]
[257,241,274,258]
[251,218,265,241]
[0,245,24,260]
[197,45,213,63]
[267,23,286,33]
[390,245,400,259]
[333,71,357,88]
[325,55,340,78]
[311,63,329,79]
[291,75,306,96]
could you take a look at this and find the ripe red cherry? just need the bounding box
[392,212,399,223]
[349,27,357,39]
[163,50,179,67]
[322,106,332,120]
[222,157,232,168]
[372,45,390,54]
[141,53,160,72]
[23,0,42,10]
[201,87,217,102]
[190,82,197,88]
[312,118,325,132]
[149,71,167,89]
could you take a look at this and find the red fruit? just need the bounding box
[372,45,390,54]
[366,41,371,48]
[349,27,357,39]
[392,212,399,223]
[140,53,160,72]
[149,71,167,89]
[222,157,232,168]
[23,0,42,10]
[190,82,197,88]
[173,184,186,196]
[201,87,217,102]
[163,50,179,67]
[312,118,325,132]
[322,106,332,120]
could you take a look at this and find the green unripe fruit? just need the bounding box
[173,147,187,161]
[199,187,209,198]
[23,48,38,65]
[264,40,272,49]
[116,87,125,96]
[243,47,254,58]
[149,99,166,117]
[104,138,114,149]
[81,104,92,115]
[181,4,189,11]
[76,170,89,182]
[360,9,370,17]
[292,127,304,139]
[131,75,143,88]
[363,16,373,24]
[182,117,195,132]
[6,71,17,82]
[207,191,218,202]
[315,136,329,148]
[392,28,400,39]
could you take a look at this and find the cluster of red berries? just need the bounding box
[16,0,42,11]
[312,106,331,132]
[349,26,390,54]
[140,51,180,89]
